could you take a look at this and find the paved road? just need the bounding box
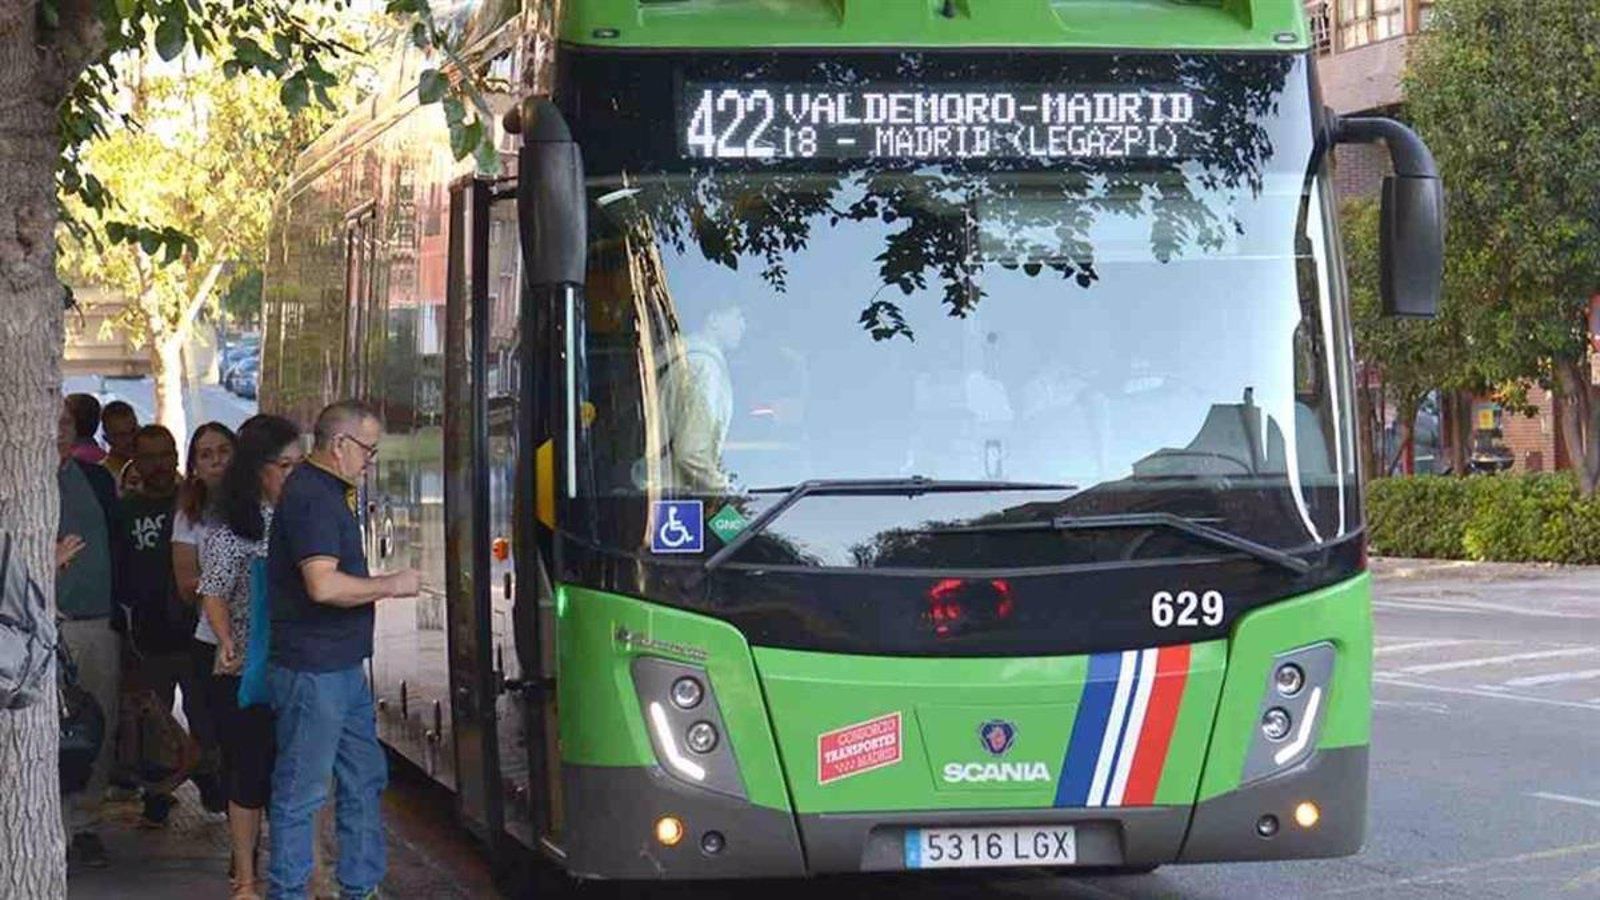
[72,560,1596,899]
[403,560,1600,900]
[63,374,258,438]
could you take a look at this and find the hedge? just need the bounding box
[1367,473,1600,564]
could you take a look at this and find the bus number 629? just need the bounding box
[1151,590,1224,628]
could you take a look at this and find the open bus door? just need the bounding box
[444,155,571,868]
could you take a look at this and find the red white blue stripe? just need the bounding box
[1055,645,1191,807]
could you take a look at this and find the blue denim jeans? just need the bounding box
[266,664,387,900]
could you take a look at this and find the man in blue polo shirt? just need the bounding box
[265,400,419,900]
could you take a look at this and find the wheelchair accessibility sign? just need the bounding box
[650,501,704,554]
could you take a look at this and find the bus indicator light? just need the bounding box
[655,816,685,847]
[1295,801,1321,829]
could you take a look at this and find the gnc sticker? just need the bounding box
[818,712,903,785]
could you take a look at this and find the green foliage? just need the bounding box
[1342,192,1486,412]
[53,1,359,246]
[221,267,265,323]
[1405,0,1600,379]
[60,61,344,349]
[1368,473,1600,563]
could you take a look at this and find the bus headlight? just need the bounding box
[1274,663,1305,697]
[686,721,719,754]
[1261,707,1293,742]
[671,676,704,710]
[632,657,747,799]
[1241,642,1335,784]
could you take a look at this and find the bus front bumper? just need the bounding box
[559,745,1366,879]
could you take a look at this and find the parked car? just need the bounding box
[219,336,260,385]
[225,357,259,396]
[235,365,258,400]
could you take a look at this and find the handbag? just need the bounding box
[237,556,272,708]
[57,636,105,795]
[115,685,198,794]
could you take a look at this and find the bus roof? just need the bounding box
[560,0,1310,53]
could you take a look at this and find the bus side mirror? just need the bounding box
[507,97,587,288]
[1333,115,1445,318]
[1379,174,1444,318]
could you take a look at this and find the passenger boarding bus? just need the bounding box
[261,0,1444,884]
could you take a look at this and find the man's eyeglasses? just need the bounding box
[339,433,379,462]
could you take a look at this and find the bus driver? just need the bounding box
[637,305,745,494]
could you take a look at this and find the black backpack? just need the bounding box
[57,634,105,795]
[0,532,57,711]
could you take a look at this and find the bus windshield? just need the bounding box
[564,52,1357,568]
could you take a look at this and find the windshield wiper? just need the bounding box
[705,477,1075,572]
[928,512,1310,575]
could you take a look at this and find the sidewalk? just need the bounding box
[68,771,501,900]
[1369,555,1576,581]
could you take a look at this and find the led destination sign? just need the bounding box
[681,83,1202,161]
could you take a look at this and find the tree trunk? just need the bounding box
[0,17,74,898]
[151,331,187,441]
[1553,358,1600,494]
[1356,379,1380,486]
[1395,402,1416,476]
[1443,388,1472,476]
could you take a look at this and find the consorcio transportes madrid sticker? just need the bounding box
[818,712,903,785]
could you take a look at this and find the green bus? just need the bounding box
[261,0,1443,884]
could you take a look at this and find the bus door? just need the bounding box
[444,176,554,855]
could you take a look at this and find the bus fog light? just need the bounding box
[655,816,685,847]
[1295,801,1321,829]
[1256,815,1279,838]
[1261,707,1293,742]
[686,721,719,754]
[670,676,704,710]
[1274,663,1305,697]
[701,830,726,855]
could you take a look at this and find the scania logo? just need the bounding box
[979,719,1017,756]
[942,761,1052,784]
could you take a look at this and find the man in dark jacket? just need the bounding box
[116,424,215,826]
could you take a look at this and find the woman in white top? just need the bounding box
[172,420,236,815]
[200,415,303,900]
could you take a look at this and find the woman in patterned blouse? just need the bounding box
[199,415,303,900]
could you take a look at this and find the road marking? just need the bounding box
[1375,638,1478,656]
[1321,841,1600,895]
[1532,792,1600,810]
[1375,676,1600,712]
[1372,698,1450,714]
[1374,599,1492,616]
[1392,647,1599,675]
[1503,668,1600,689]
[1378,596,1600,620]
